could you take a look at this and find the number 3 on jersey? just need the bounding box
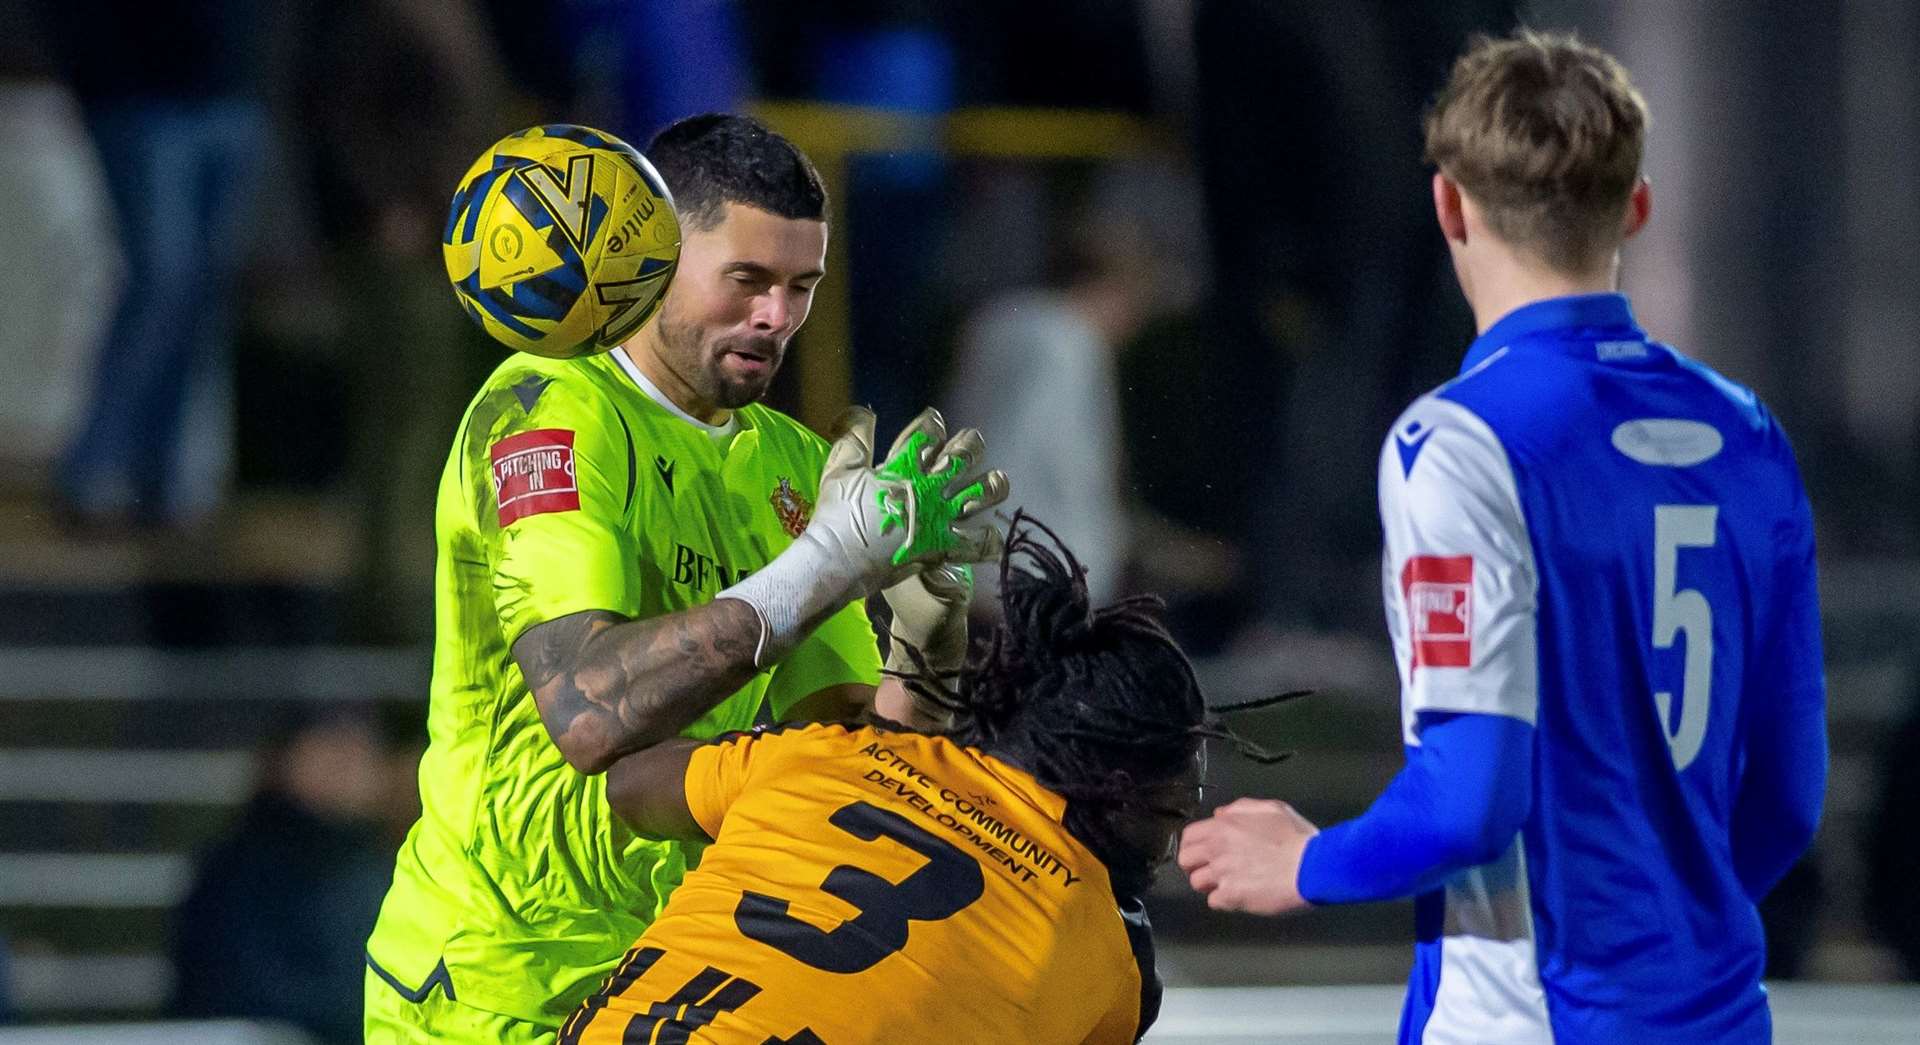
[735,801,984,974]
[1652,505,1718,771]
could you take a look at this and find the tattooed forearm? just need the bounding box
[512,599,763,774]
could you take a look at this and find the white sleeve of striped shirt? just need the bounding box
[1378,395,1540,746]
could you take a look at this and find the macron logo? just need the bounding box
[1395,421,1435,479]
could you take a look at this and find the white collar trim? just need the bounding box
[611,347,737,435]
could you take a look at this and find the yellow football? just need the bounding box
[443,125,680,358]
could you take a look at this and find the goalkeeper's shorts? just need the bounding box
[364,961,553,1044]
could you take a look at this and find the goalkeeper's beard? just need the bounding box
[659,309,784,410]
[706,332,786,408]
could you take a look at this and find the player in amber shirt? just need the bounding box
[559,515,1256,1044]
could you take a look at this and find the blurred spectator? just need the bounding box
[0,0,120,482]
[750,2,958,446]
[168,709,400,1044]
[584,0,750,139]
[373,700,431,847]
[830,19,957,450]
[1192,0,1509,634]
[1866,696,1920,979]
[293,0,515,639]
[946,209,1140,604]
[477,0,747,139]
[49,0,273,530]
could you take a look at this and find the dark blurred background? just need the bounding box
[2,0,1918,1035]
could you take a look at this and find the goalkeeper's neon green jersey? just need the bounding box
[365,349,881,1027]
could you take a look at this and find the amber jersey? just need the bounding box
[562,724,1158,1044]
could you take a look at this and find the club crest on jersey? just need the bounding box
[490,428,580,526]
[770,476,812,537]
[1402,555,1472,668]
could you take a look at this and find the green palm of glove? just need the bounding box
[873,409,1009,568]
[803,406,1008,599]
[877,431,985,564]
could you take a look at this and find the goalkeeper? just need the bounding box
[364,114,1007,1043]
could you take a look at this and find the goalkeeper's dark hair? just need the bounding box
[645,113,828,231]
[894,513,1298,900]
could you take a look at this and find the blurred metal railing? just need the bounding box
[0,646,424,1016]
[0,1020,316,1044]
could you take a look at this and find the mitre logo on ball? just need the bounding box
[444,124,682,359]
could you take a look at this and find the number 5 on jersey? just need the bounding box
[1652,505,1718,771]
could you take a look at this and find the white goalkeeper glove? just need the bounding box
[879,563,976,726]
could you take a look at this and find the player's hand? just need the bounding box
[800,404,914,594]
[876,564,972,728]
[884,564,973,673]
[875,408,1009,568]
[719,407,1008,669]
[1178,798,1320,916]
[808,406,1008,595]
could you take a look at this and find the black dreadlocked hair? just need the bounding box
[892,513,1304,900]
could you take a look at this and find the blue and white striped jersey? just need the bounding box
[1378,293,1825,1044]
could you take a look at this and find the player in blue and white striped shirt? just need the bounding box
[1179,29,1825,1044]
